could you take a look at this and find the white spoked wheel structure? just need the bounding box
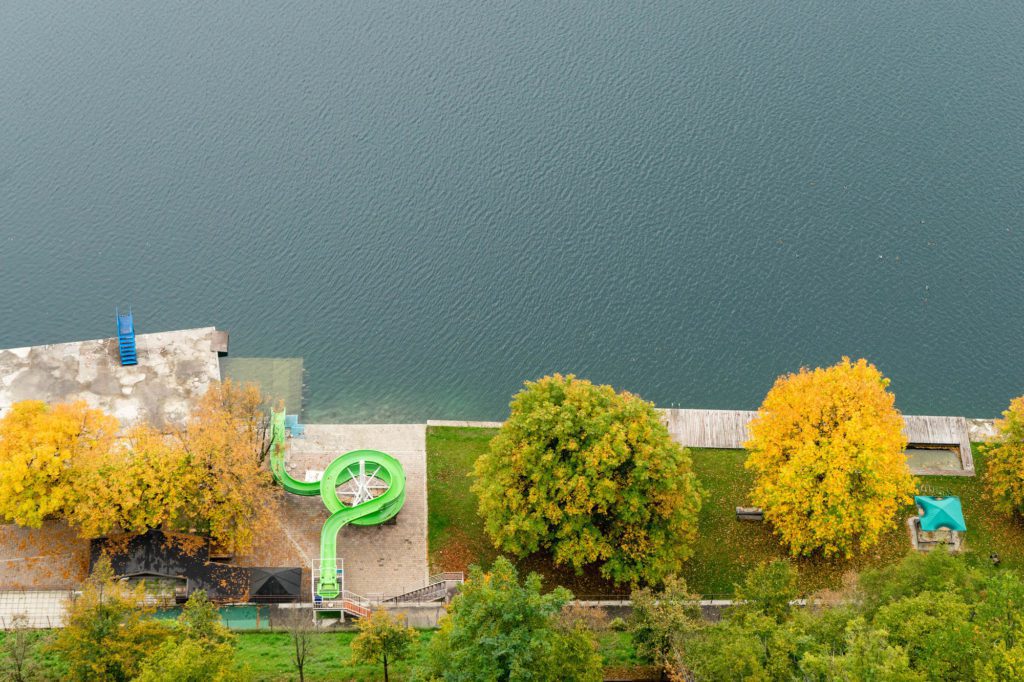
[335,459,390,506]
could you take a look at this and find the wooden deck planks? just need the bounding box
[660,409,756,449]
[660,409,975,476]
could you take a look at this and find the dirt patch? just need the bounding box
[432,527,486,574]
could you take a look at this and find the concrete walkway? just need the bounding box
[0,591,72,629]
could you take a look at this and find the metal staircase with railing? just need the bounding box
[340,591,373,619]
[383,573,465,604]
[312,569,465,619]
[115,308,137,366]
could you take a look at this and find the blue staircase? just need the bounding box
[115,308,137,366]
[284,414,305,438]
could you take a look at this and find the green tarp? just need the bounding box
[915,495,967,532]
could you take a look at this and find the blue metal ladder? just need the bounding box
[115,308,137,366]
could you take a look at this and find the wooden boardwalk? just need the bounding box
[661,409,757,450]
[660,409,975,476]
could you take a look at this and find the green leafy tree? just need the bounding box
[799,618,923,682]
[621,553,1024,680]
[856,549,980,617]
[49,556,170,682]
[973,571,1024,653]
[682,613,804,681]
[732,560,799,623]
[790,604,858,663]
[473,374,702,584]
[423,557,601,682]
[977,642,1024,682]
[0,614,43,682]
[351,609,418,682]
[871,591,976,681]
[133,591,239,682]
[629,575,700,672]
[133,638,239,682]
[176,590,234,644]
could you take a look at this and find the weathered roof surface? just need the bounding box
[660,408,975,475]
[0,327,222,428]
[915,496,967,532]
[90,530,251,602]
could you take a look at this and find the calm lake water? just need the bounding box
[1,3,1021,422]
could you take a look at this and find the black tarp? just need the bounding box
[90,530,249,602]
[249,567,302,602]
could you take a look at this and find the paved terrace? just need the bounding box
[0,521,88,590]
[0,327,224,427]
[236,424,429,601]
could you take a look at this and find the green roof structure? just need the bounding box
[914,496,967,533]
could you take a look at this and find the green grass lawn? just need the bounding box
[426,425,499,573]
[233,630,433,681]
[0,629,639,682]
[426,427,1024,597]
[426,427,628,597]
[235,630,640,681]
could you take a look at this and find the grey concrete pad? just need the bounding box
[0,327,222,427]
[235,424,429,601]
[0,521,89,590]
[0,590,73,629]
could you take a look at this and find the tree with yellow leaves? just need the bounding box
[67,423,188,539]
[174,380,278,553]
[50,555,170,681]
[745,358,915,558]
[73,380,276,553]
[2,381,276,555]
[983,396,1024,517]
[0,400,119,528]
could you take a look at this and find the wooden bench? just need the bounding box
[735,506,764,522]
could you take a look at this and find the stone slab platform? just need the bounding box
[236,424,429,601]
[0,327,222,427]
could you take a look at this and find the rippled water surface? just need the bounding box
[1,2,1021,421]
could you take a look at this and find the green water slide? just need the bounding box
[269,410,406,599]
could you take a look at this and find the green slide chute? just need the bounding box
[269,410,406,599]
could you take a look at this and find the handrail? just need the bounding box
[341,589,370,605]
[427,572,465,584]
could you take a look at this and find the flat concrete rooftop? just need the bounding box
[0,327,223,427]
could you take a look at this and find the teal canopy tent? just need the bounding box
[914,496,967,532]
